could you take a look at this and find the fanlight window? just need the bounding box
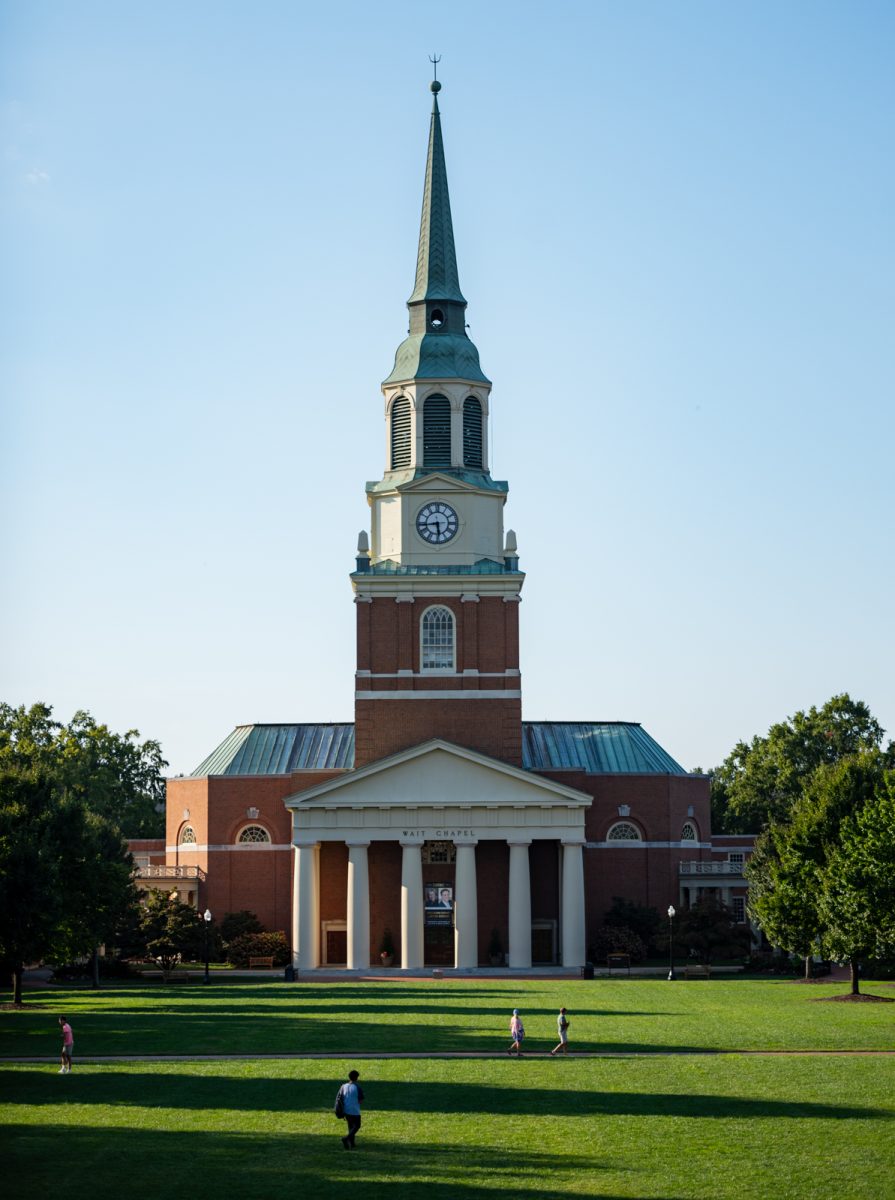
[681,822,698,842]
[421,605,455,671]
[463,397,483,468]
[390,396,411,469]
[606,821,642,841]
[238,825,271,844]
[423,395,451,468]
[179,825,196,845]
[422,841,457,865]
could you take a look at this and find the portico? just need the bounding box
[285,739,591,971]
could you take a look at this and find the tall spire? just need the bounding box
[383,77,488,386]
[409,81,465,305]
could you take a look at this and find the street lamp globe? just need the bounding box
[204,909,212,923]
[667,905,675,919]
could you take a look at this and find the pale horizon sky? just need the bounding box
[3,2,893,777]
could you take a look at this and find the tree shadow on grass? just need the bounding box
[3,1070,890,1122]
[2,1123,646,1200]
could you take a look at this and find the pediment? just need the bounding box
[284,739,592,811]
[396,473,486,496]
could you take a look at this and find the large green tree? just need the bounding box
[0,702,167,837]
[745,753,891,993]
[818,772,895,993]
[711,694,892,833]
[0,769,138,1003]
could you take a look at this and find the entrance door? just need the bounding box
[424,924,454,965]
[532,920,556,965]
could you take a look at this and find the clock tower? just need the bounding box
[352,79,524,768]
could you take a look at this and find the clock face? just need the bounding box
[416,501,459,544]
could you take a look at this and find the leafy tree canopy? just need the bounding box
[0,702,167,837]
[710,694,893,833]
[0,768,139,1003]
[745,753,892,991]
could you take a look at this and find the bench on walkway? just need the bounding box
[684,964,711,979]
[248,956,275,970]
[607,953,631,975]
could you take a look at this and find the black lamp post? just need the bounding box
[203,908,212,985]
[667,905,677,981]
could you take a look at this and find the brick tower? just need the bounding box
[352,78,524,767]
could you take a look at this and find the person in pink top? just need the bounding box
[58,1016,73,1074]
[507,1008,525,1056]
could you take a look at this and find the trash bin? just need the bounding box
[581,963,594,980]
[284,964,296,983]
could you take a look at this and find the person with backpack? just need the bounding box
[550,1006,570,1055]
[335,1069,364,1148]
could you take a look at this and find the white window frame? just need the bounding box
[420,605,456,673]
[606,821,643,842]
[732,896,746,924]
[728,852,745,868]
[179,824,197,845]
[236,824,272,845]
[680,821,698,842]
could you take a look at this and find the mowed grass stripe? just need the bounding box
[2,978,894,1058]
[1,1056,893,1199]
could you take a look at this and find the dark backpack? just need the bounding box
[334,1089,345,1119]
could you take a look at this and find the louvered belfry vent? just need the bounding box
[423,395,451,468]
[463,396,483,468]
[391,397,411,468]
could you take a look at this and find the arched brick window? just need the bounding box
[179,825,196,845]
[420,605,455,672]
[237,825,271,844]
[606,821,642,841]
[681,821,698,842]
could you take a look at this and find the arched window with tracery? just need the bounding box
[179,825,196,845]
[237,825,271,844]
[421,605,455,672]
[606,821,643,842]
[390,396,411,469]
[463,397,483,468]
[423,395,451,468]
[681,822,698,842]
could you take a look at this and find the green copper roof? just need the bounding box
[190,722,686,778]
[409,91,465,305]
[384,331,489,384]
[383,82,488,387]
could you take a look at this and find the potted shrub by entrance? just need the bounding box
[379,928,395,967]
[488,929,505,967]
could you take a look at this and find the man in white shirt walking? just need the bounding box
[337,1069,364,1149]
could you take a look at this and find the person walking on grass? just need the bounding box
[508,1008,525,1056]
[336,1069,364,1149]
[58,1016,73,1073]
[550,1006,570,1056]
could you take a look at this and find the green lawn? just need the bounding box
[2,1056,893,1198]
[2,980,893,1197]
[1,977,893,1058]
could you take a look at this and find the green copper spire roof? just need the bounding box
[384,80,489,386]
[409,83,465,305]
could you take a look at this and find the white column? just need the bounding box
[295,840,320,969]
[454,838,479,969]
[561,840,586,968]
[507,839,532,969]
[400,837,425,970]
[346,840,371,970]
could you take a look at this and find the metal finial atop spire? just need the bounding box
[429,53,442,94]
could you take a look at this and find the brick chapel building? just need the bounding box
[140,81,752,970]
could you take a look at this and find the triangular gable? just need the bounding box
[284,738,592,811]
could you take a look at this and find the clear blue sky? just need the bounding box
[3,1,893,777]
